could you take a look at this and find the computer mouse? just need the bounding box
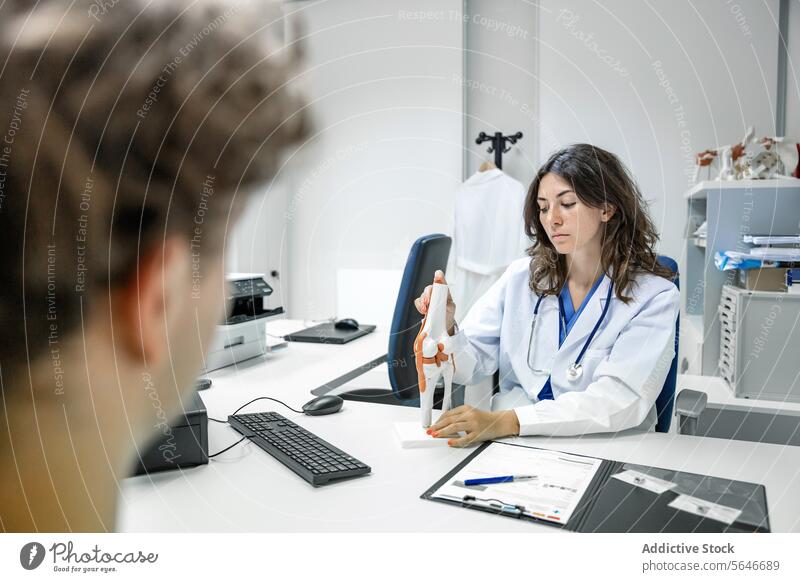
[334,318,360,331]
[302,394,344,416]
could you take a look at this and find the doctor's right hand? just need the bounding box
[413,270,457,336]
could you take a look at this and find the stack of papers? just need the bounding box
[739,234,800,262]
[743,235,800,245]
[748,246,800,260]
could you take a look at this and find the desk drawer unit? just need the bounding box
[717,284,800,402]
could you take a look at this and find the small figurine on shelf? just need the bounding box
[761,136,799,179]
[413,282,455,428]
[695,127,752,182]
[732,126,755,180]
[694,126,800,182]
[693,149,717,182]
[768,139,800,178]
[715,145,735,181]
[777,138,800,178]
[743,136,788,179]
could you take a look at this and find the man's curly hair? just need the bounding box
[0,0,309,374]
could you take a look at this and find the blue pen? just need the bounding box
[464,475,537,486]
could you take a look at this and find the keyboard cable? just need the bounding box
[207,396,305,458]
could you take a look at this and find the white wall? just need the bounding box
[463,0,539,185]
[225,5,308,311]
[281,0,464,320]
[229,0,793,321]
[536,0,779,263]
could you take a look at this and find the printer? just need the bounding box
[204,273,284,372]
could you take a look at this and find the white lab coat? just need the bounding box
[447,257,680,436]
[449,169,529,320]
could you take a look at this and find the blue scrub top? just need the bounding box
[536,274,605,401]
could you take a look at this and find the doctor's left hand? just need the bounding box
[427,405,520,447]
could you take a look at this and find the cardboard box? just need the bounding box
[736,267,787,292]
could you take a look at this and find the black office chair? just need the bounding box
[336,233,461,408]
[654,254,680,433]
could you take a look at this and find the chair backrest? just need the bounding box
[655,255,680,433]
[387,234,452,402]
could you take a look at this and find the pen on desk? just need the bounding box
[464,475,537,486]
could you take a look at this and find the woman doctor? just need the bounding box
[415,144,680,446]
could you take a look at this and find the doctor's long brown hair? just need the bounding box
[524,144,675,303]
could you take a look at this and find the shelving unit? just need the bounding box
[681,179,800,376]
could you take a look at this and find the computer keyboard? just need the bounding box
[227,411,371,486]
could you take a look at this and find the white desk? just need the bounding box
[118,319,800,532]
[679,374,800,415]
[676,375,800,448]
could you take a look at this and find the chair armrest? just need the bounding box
[310,354,388,396]
[675,389,708,436]
[676,389,708,418]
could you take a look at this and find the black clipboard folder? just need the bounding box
[420,441,770,533]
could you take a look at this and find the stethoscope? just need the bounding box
[526,281,614,382]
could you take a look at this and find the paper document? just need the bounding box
[431,442,602,525]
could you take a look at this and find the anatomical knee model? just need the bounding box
[414,283,455,428]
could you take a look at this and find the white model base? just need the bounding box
[393,421,451,448]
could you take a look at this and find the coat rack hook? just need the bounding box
[475,131,523,170]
